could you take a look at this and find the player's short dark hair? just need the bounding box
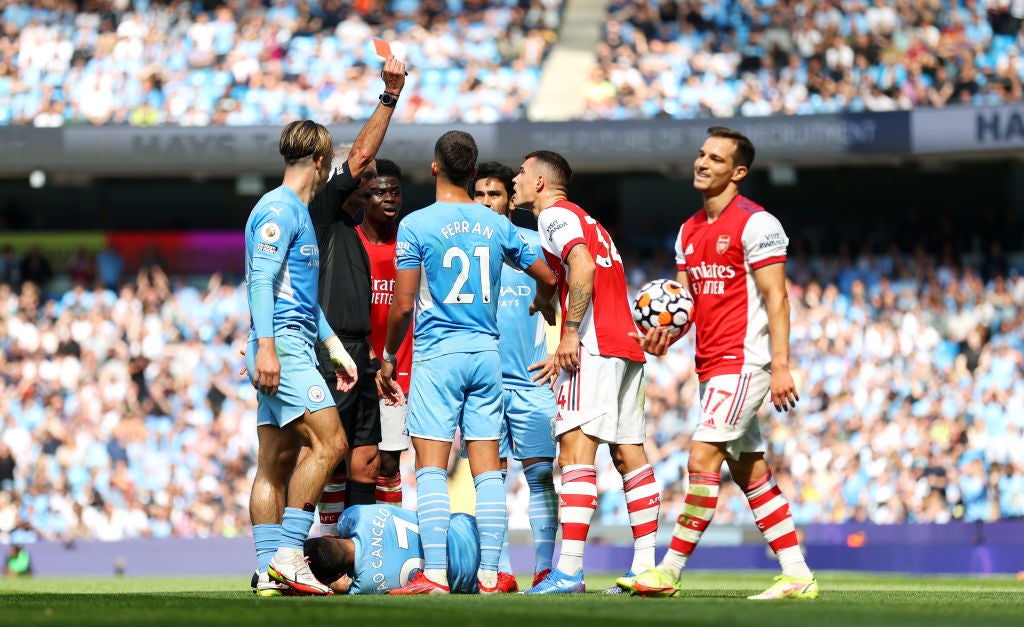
[279,120,333,165]
[471,161,514,197]
[434,130,478,187]
[707,126,755,169]
[375,158,402,180]
[524,150,572,190]
[304,537,347,586]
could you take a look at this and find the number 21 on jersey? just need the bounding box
[442,245,492,304]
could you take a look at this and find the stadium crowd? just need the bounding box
[585,0,1024,119]
[7,0,1024,127]
[0,0,561,126]
[1,234,1023,545]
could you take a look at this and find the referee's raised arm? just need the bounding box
[347,55,407,179]
[308,55,408,227]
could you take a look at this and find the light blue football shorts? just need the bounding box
[246,335,335,428]
[407,350,502,442]
[499,386,557,461]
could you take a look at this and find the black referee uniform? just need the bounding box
[308,159,382,481]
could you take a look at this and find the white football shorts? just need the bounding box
[379,399,411,452]
[553,350,646,445]
[693,370,771,460]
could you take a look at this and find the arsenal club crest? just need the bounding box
[716,234,731,255]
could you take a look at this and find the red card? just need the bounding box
[373,37,392,59]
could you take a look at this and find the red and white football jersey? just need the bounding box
[357,225,413,394]
[537,200,645,363]
[674,194,788,381]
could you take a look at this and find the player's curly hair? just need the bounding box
[279,120,333,165]
[303,537,348,587]
[375,158,403,180]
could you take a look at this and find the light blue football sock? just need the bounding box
[253,523,281,573]
[416,466,451,572]
[474,469,507,573]
[524,461,557,573]
[498,469,513,573]
[279,507,314,550]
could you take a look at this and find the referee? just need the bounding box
[307,55,407,527]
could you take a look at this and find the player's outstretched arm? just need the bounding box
[753,262,798,412]
[346,56,407,179]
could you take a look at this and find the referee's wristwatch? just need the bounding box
[379,91,399,107]
[381,348,398,364]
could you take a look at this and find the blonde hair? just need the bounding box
[279,120,333,165]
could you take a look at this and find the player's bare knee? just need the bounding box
[688,452,721,474]
[556,452,576,469]
[726,454,766,487]
[609,444,647,474]
[273,446,299,470]
[253,467,286,492]
[330,434,349,467]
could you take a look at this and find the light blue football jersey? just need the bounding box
[337,505,424,595]
[396,202,537,360]
[244,185,320,346]
[336,505,480,594]
[497,227,550,388]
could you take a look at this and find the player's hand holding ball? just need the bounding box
[629,326,675,357]
[629,279,694,356]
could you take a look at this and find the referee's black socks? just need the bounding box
[345,481,377,508]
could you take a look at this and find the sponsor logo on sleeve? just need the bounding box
[256,242,278,254]
[395,241,411,257]
[261,222,282,243]
[757,231,787,250]
[545,219,568,238]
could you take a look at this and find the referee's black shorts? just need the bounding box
[317,338,382,448]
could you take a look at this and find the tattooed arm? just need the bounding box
[556,243,595,373]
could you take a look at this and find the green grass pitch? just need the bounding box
[2,571,1022,627]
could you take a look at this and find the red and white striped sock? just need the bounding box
[555,464,597,576]
[742,471,812,579]
[660,470,720,579]
[317,471,347,530]
[622,464,660,574]
[375,473,403,505]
